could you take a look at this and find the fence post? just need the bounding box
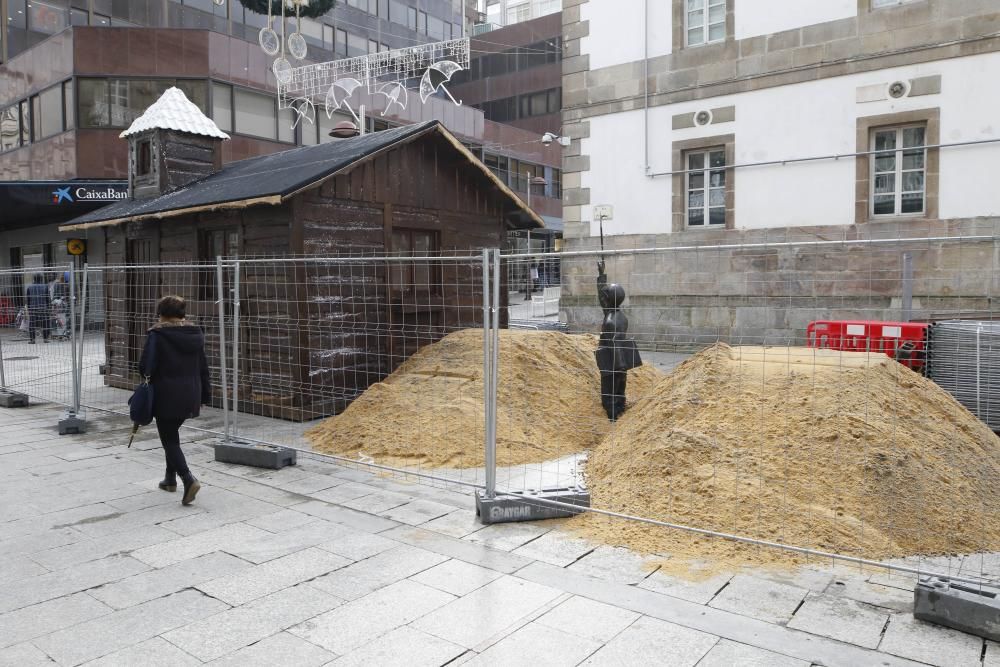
[486,248,500,499]
[216,257,230,442]
[76,264,89,412]
[902,252,913,321]
[231,259,241,439]
[482,249,495,499]
[59,263,86,434]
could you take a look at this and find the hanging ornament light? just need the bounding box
[271,0,294,83]
[237,0,337,20]
[287,1,308,60]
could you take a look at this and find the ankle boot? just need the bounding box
[181,475,201,506]
[158,468,177,492]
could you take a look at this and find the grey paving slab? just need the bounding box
[28,525,178,571]
[382,525,532,575]
[163,583,342,661]
[0,526,82,559]
[0,592,112,649]
[80,637,202,667]
[708,574,809,625]
[511,530,595,567]
[786,593,888,648]
[825,576,914,613]
[567,545,659,586]
[223,520,354,564]
[131,522,272,568]
[305,481,383,505]
[468,621,602,667]
[342,490,415,514]
[310,544,448,600]
[0,553,150,614]
[579,615,718,666]
[1,555,48,579]
[696,639,810,667]
[33,589,229,666]
[90,551,250,610]
[316,528,399,561]
[154,489,280,537]
[204,631,336,667]
[878,612,985,667]
[0,641,57,666]
[745,565,836,594]
[196,547,351,606]
[516,562,925,667]
[463,522,551,552]
[535,595,640,644]
[411,575,564,650]
[104,489,182,513]
[985,641,1000,667]
[245,508,320,533]
[379,499,455,526]
[293,499,401,534]
[1,501,124,540]
[410,559,505,597]
[289,579,455,655]
[638,570,733,605]
[270,473,344,496]
[418,510,486,539]
[326,625,466,667]
[71,501,207,539]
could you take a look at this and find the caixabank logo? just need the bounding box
[50,185,127,204]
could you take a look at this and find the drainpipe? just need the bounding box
[643,0,650,175]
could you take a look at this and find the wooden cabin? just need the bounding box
[61,88,541,420]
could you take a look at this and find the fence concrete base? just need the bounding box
[214,441,297,469]
[58,410,87,435]
[475,488,590,524]
[914,576,1000,641]
[0,390,29,408]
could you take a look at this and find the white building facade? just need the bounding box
[559,0,1000,341]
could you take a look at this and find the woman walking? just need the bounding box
[139,296,211,505]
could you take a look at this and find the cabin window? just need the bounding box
[390,228,439,295]
[136,139,152,177]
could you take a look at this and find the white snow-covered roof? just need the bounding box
[119,87,230,140]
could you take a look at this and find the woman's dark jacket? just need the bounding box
[138,322,211,421]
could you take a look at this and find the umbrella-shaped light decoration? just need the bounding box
[289,96,316,129]
[325,77,364,123]
[419,60,464,105]
[376,82,408,116]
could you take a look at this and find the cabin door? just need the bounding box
[387,228,442,372]
[126,238,159,375]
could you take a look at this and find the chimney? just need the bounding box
[120,87,230,200]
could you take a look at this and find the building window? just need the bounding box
[136,139,153,177]
[685,149,726,226]
[872,0,920,7]
[0,106,22,152]
[686,0,726,46]
[870,125,926,217]
[212,82,233,132]
[77,78,208,128]
[234,88,277,141]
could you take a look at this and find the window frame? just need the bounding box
[671,134,735,232]
[871,0,921,8]
[684,0,727,47]
[389,227,441,297]
[684,147,728,228]
[868,124,927,219]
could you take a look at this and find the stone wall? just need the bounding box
[559,219,1000,349]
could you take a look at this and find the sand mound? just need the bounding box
[306,329,662,468]
[574,343,1000,571]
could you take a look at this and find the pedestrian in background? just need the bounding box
[25,273,51,344]
[138,295,211,506]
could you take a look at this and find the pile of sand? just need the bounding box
[574,344,1000,571]
[306,329,662,468]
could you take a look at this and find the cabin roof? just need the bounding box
[61,120,543,231]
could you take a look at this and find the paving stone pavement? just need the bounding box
[0,402,996,666]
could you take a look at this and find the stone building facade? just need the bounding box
[559,0,1000,345]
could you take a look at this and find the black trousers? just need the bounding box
[600,370,627,421]
[28,313,50,343]
[155,418,191,481]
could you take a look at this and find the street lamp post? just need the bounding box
[523,173,547,301]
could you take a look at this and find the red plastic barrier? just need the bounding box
[806,320,928,371]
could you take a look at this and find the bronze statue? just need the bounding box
[596,259,641,420]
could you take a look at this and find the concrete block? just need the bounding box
[0,390,28,408]
[214,441,296,469]
[475,487,590,525]
[914,575,1000,641]
[881,609,985,666]
[58,410,87,435]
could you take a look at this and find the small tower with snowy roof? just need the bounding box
[121,87,230,200]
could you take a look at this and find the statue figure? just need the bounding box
[595,259,641,421]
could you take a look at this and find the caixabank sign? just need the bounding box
[0,181,128,228]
